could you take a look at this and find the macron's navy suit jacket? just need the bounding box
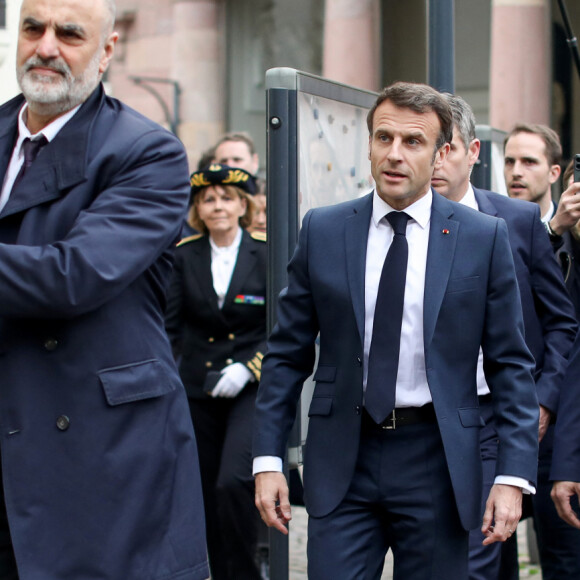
[253,190,540,530]
[474,188,577,412]
[0,86,209,580]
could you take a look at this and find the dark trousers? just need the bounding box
[188,385,262,580]
[530,425,580,579]
[307,415,468,580]
[0,462,18,580]
[470,401,580,580]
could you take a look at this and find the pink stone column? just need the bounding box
[322,0,380,91]
[172,0,225,168]
[490,0,551,130]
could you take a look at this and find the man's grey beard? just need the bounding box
[17,49,103,117]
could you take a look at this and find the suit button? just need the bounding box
[56,415,70,431]
[208,337,215,343]
[356,356,362,366]
[228,333,235,341]
[354,405,361,415]
[225,358,234,365]
[205,361,213,368]
[44,338,58,351]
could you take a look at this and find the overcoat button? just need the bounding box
[354,406,361,415]
[205,361,213,368]
[225,358,234,365]
[208,337,215,343]
[228,334,235,340]
[356,357,362,366]
[56,415,70,431]
[44,338,58,351]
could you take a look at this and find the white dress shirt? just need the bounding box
[209,227,243,308]
[364,190,432,406]
[0,103,80,213]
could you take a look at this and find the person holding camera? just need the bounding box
[165,164,266,580]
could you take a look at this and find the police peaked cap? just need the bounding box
[189,164,257,196]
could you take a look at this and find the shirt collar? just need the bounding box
[457,183,478,211]
[209,226,243,253]
[372,188,432,230]
[16,103,81,157]
[541,200,555,223]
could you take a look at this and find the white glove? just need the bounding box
[211,363,253,398]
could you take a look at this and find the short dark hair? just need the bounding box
[196,146,216,171]
[504,123,562,167]
[366,82,453,151]
[214,132,256,155]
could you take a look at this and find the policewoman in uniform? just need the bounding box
[166,164,266,580]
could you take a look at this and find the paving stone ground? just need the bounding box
[288,506,543,579]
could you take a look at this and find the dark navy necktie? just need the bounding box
[12,136,48,191]
[365,211,410,424]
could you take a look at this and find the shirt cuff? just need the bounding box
[494,475,536,495]
[253,456,283,476]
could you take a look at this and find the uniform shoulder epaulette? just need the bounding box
[177,233,204,247]
[250,231,267,242]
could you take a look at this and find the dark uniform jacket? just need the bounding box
[166,229,267,398]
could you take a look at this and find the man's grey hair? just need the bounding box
[440,93,476,151]
[103,0,116,35]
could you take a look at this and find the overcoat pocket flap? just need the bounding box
[458,407,485,427]
[98,359,176,406]
[312,366,337,382]
[308,397,333,417]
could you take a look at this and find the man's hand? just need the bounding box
[550,182,580,235]
[481,484,522,545]
[255,472,292,535]
[551,481,580,528]
[539,405,552,442]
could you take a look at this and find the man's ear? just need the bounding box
[99,32,119,74]
[251,153,259,176]
[468,139,481,169]
[549,163,561,185]
[434,142,450,169]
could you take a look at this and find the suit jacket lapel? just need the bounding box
[189,236,223,320]
[473,188,498,218]
[423,192,459,350]
[224,231,256,309]
[0,86,105,218]
[345,193,373,344]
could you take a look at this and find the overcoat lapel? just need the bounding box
[423,193,459,350]
[188,236,224,321]
[0,86,105,218]
[0,113,18,182]
[345,193,373,344]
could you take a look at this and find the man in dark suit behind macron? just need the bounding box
[0,0,209,578]
[431,93,578,580]
[253,82,540,579]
